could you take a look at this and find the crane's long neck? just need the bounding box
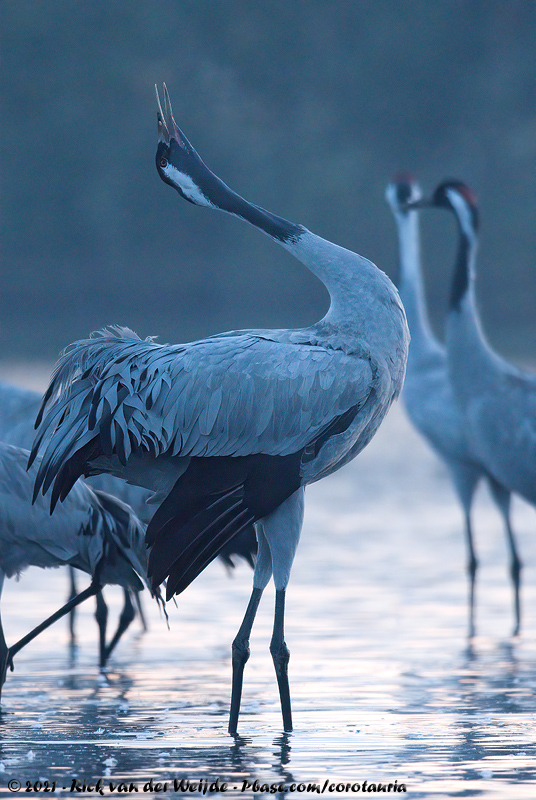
[212,181,305,244]
[184,167,407,363]
[279,232,408,392]
[395,210,440,362]
[446,211,496,397]
[225,193,405,349]
[449,220,475,313]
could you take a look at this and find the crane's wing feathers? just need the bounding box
[0,442,146,590]
[31,327,374,595]
[32,327,373,500]
[146,450,308,597]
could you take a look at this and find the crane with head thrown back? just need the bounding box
[30,85,409,734]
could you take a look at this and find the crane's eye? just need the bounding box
[160,157,168,168]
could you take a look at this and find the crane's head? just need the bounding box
[155,84,215,207]
[406,179,479,234]
[385,173,422,216]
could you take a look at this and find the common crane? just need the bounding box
[386,175,520,635]
[0,379,255,663]
[0,441,149,698]
[30,85,409,733]
[0,379,149,665]
[407,180,536,633]
[0,380,256,564]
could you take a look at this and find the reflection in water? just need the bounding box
[445,641,536,785]
[0,404,534,797]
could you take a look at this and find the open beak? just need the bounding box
[155,84,170,144]
[155,83,188,149]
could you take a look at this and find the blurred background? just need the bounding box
[0,6,535,789]
[0,0,534,363]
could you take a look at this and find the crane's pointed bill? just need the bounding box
[163,82,174,125]
[162,83,187,149]
[403,197,431,211]
[155,85,170,144]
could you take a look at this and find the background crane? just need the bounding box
[406,180,536,633]
[0,441,149,698]
[386,175,521,635]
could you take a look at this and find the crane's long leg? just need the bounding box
[262,489,304,734]
[7,577,102,671]
[463,511,477,638]
[450,465,480,638]
[270,588,292,732]
[229,586,264,735]
[67,566,78,646]
[103,589,136,666]
[95,590,109,668]
[505,518,522,636]
[229,523,272,735]
[487,476,521,635]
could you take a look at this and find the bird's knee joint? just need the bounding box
[120,606,136,627]
[95,608,108,625]
[232,638,250,666]
[270,640,290,669]
[511,558,522,580]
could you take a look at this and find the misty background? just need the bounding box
[1,0,534,363]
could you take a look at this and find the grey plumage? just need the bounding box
[406,180,536,635]
[0,378,151,663]
[0,381,154,523]
[31,86,409,732]
[0,379,256,565]
[0,380,153,520]
[0,443,146,583]
[33,327,375,486]
[436,182,536,507]
[386,176,522,635]
[0,440,148,696]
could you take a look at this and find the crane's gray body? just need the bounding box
[0,441,146,588]
[386,182,491,505]
[0,380,154,521]
[0,440,149,694]
[0,379,256,568]
[30,90,409,732]
[386,178,526,634]
[444,200,536,506]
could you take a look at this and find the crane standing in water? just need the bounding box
[406,180,536,634]
[386,175,520,635]
[31,86,409,733]
[0,377,255,663]
[0,441,149,698]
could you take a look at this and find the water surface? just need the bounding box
[0,368,534,798]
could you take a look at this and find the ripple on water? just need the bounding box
[0,404,535,797]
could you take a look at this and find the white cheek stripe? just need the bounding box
[385,183,422,217]
[447,188,476,242]
[164,164,213,207]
